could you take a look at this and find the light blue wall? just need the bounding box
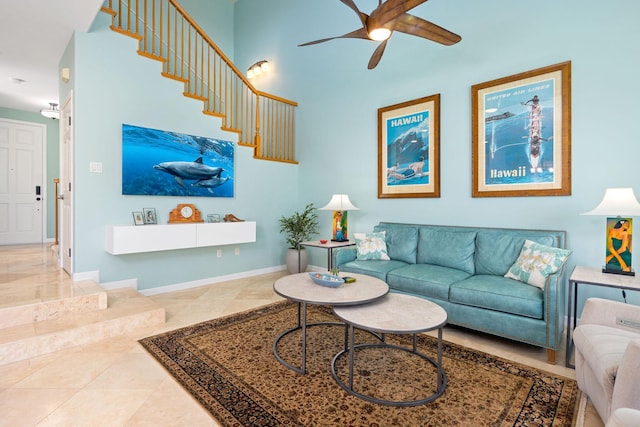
[64,1,640,308]
[68,3,299,290]
[0,107,60,240]
[233,0,640,307]
[180,0,235,56]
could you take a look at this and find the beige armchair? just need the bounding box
[606,408,640,427]
[573,298,640,424]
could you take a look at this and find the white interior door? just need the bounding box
[60,94,73,273]
[0,119,45,244]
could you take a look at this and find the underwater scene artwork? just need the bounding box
[122,124,234,197]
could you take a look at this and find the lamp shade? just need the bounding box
[581,188,640,216]
[319,194,359,211]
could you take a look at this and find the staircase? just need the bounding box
[0,246,165,366]
[102,0,298,164]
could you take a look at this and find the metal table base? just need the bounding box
[272,302,345,374]
[331,325,447,407]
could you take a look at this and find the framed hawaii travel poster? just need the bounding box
[378,94,440,199]
[472,61,571,197]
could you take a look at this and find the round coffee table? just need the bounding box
[332,292,448,406]
[273,272,389,374]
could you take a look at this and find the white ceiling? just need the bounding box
[0,0,105,114]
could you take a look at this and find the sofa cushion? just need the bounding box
[449,275,543,319]
[338,259,409,282]
[387,264,471,301]
[374,224,418,264]
[504,240,572,289]
[475,232,557,276]
[417,228,477,274]
[354,231,390,261]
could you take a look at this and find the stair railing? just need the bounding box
[103,0,298,163]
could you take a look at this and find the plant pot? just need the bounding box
[286,247,308,274]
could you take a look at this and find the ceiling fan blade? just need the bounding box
[391,13,461,45]
[368,38,389,69]
[299,27,369,46]
[340,0,369,27]
[368,0,429,29]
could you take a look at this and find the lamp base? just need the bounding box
[602,266,635,276]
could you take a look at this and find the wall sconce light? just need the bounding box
[61,68,70,83]
[40,102,60,120]
[319,194,359,242]
[247,60,270,79]
[582,187,640,275]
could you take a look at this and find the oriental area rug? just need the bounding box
[139,300,579,426]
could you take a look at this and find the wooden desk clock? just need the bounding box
[168,203,204,223]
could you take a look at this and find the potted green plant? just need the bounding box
[279,203,319,273]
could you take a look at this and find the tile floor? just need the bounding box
[0,244,603,426]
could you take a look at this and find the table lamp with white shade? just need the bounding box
[319,194,359,242]
[582,187,640,276]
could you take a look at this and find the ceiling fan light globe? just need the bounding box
[259,61,270,73]
[253,66,262,76]
[369,27,391,41]
[247,69,254,79]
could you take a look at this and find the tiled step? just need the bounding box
[0,288,165,366]
[0,280,107,329]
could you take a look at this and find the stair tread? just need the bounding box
[0,288,166,365]
[0,280,107,328]
[0,279,103,309]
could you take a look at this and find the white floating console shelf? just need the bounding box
[105,222,256,255]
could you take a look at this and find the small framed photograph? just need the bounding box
[207,214,222,223]
[378,94,440,199]
[471,61,571,197]
[143,208,157,224]
[132,211,144,225]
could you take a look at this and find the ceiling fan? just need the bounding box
[299,0,461,69]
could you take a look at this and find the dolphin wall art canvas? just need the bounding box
[122,124,234,197]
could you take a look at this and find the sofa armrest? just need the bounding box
[333,247,357,268]
[580,298,640,333]
[611,339,640,413]
[542,268,566,351]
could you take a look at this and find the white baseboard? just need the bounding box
[100,278,138,291]
[73,270,100,283]
[73,264,323,296]
[139,265,287,296]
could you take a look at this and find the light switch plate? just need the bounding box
[89,161,103,173]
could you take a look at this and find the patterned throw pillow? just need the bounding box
[354,231,390,261]
[505,240,572,289]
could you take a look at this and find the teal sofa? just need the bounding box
[333,222,568,364]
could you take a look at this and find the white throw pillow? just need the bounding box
[354,231,390,261]
[505,240,572,289]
